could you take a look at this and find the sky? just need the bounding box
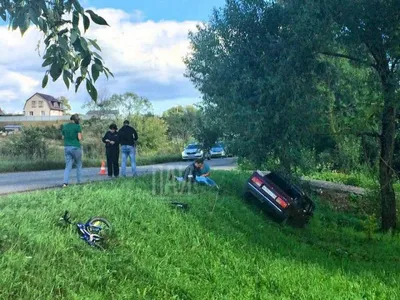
[0,0,225,115]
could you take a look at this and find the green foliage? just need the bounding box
[82,91,153,119]
[130,115,169,153]
[162,105,198,142]
[0,172,399,298]
[58,96,71,114]
[185,1,325,172]
[4,127,49,159]
[185,0,400,230]
[109,92,153,118]
[39,125,63,140]
[0,0,112,101]
[192,108,222,151]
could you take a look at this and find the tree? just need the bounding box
[191,106,222,151]
[162,105,198,142]
[1,0,113,101]
[130,115,168,153]
[59,96,71,114]
[185,1,324,171]
[109,92,153,118]
[185,0,400,231]
[282,0,400,231]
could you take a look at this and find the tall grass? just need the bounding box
[0,171,399,299]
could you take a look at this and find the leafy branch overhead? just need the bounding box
[0,0,113,101]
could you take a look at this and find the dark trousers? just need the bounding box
[106,147,119,177]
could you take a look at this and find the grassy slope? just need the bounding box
[0,154,181,173]
[0,171,399,299]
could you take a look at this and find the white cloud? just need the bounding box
[0,8,200,114]
[0,90,18,102]
[3,70,40,94]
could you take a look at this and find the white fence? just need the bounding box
[0,115,90,122]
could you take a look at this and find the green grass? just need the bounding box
[0,154,181,173]
[1,171,399,299]
[305,171,378,189]
[305,170,400,193]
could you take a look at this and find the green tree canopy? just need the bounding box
[58,96,71,114]
[162,105,198,142]
[185,0,400,231]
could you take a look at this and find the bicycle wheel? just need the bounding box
[87,217,112,237]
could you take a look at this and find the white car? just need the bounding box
[209,143,226,158]
[182,144,204,160]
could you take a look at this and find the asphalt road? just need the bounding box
[0,157,237,196]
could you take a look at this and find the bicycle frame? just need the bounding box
[61,211,107,249]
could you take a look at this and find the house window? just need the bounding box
[41,111,45,116]
[32,101,36,108]
[39,101,43,108]
[29,111,33,116]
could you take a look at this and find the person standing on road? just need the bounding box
[102,124,120,178]
[118,120,138,177]
[62,114,83,187]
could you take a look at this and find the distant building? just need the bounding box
[23,93,64,117]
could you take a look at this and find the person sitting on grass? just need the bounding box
[171,158,204,183]
[196,160,210,177]
[193,159,218,187]
[173,159,218,188]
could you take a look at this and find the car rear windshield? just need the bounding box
[265,173,301,199]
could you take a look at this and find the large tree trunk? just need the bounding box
[379,81,397,232]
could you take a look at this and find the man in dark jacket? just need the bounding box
[118,120,139,177]
[102,123,119,177]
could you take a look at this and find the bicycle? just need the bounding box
[60,211,112,250]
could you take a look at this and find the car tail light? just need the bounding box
[276,197,288,208]
[251,176,263,187]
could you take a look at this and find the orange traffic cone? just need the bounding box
[99,160,107,175]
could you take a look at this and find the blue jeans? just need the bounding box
[121,145,136,176]
[195,176,217,186]
[63,146,82,184]
[175,176,217,187]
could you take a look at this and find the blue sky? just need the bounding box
[0,0,226,115]
[86,0,224,22]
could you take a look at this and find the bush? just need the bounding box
[40,125,63,140]
[5,127,49,159]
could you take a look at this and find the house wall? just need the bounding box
[49,110,63,116]
[24,95,51,116]
[23,95,63,116]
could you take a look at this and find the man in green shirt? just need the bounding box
[62,114,83,187]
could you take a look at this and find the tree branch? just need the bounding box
[319,51,376,68]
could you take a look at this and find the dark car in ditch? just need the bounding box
[244,171,315,226]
